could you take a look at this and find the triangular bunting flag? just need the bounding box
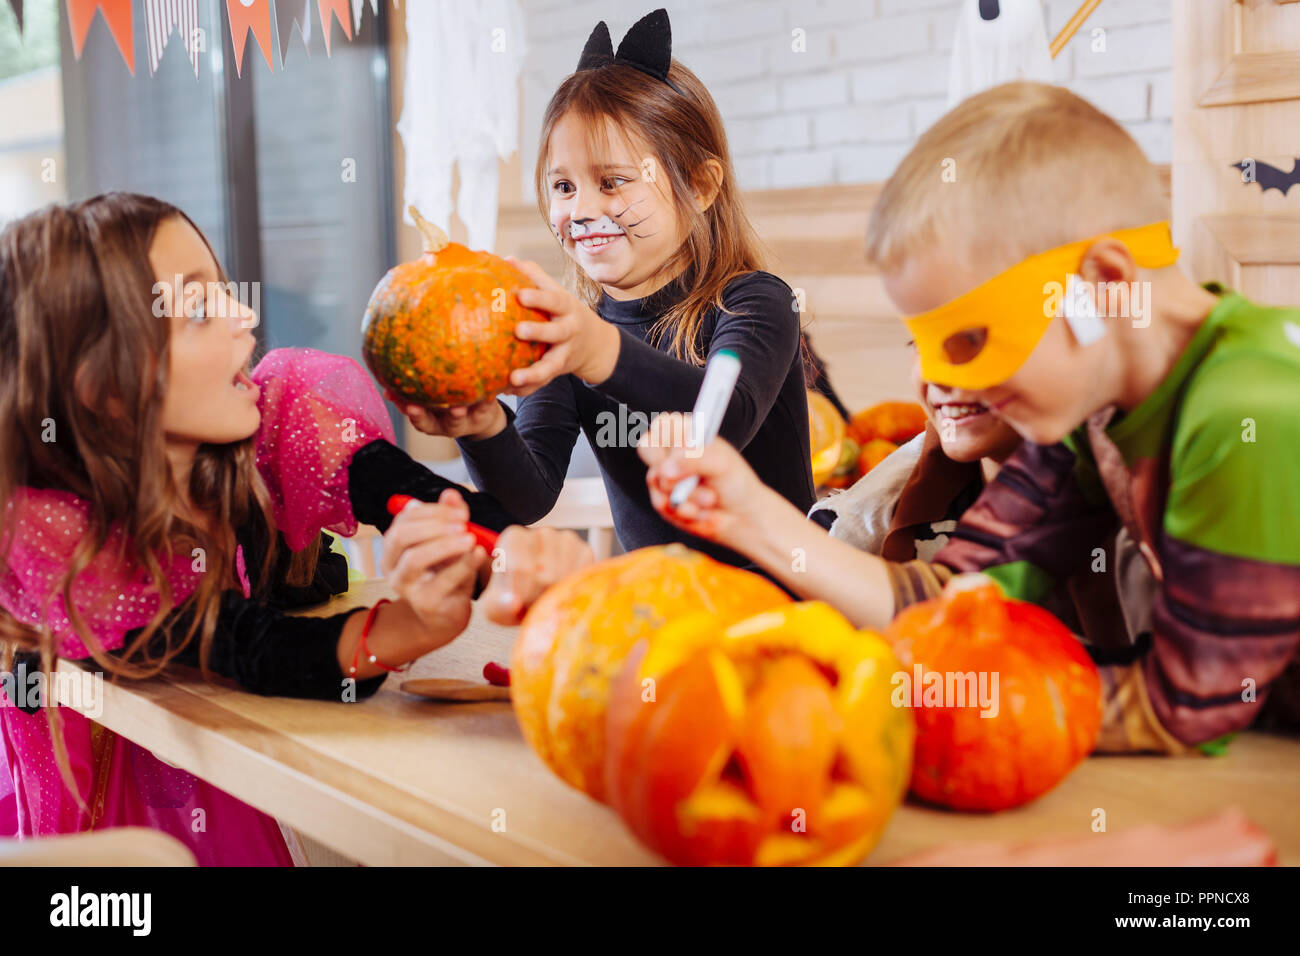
[67,0,135,75]
[144,0,200,78]
[349,0,377,33]
[227,0,274,77]
[274,0,312,67]
[316,0,351,55]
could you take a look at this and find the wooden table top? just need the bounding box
[67,579,1300,866]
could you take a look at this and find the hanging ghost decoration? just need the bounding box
[947,0,1054,108]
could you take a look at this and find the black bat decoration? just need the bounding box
[1231,158,1300,196]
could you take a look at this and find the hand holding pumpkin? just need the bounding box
[380,489,486,647]
[505,257,622,396]
[478,525,596,626]
[383,388,507,441]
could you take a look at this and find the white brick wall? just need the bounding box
[519,0,1172,194]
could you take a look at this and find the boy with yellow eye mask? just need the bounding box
[637,81,1300,754]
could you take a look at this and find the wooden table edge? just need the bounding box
[55,659,590,867]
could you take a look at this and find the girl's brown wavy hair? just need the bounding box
[535,58,775,365]
[0,193,320,803]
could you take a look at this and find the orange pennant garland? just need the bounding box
[316,0,351,55]
[67,0,135,74]
[227,0,274,77]
[57,0,391,76]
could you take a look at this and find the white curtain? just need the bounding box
[397,0,526,253]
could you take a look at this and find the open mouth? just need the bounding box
[576,233,624,252]
[935,402,989,423]
[568,216,627,253]
[232,368,258,397]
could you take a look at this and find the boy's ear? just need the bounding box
[1078,238,1138,289]
[1077,238,1139,323]
[692,159,725,213]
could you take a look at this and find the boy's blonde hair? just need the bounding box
[866,82,1168,278]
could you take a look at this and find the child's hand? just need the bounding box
[505,258,622,395]
[637,412,773,552]
[382,388,506,441]
[380,489,487,647]
[479,525,595,625]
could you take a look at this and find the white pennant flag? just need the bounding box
[351,0,379,32]
[144,0,201,78]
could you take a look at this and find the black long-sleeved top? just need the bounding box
[8,439,520,712]
[455,271,816,579]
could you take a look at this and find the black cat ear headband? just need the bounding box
[575,8,684,95]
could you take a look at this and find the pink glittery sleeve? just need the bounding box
[0,489,202,659]
[250,348,397,552]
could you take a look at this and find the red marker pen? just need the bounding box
[386,493,500,550]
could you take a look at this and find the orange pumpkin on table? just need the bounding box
[509,544,791,802]
[885,575,1102,812]
[361,206,548,407]
[857,438,899,476]
[604,603,913,866]
[848,400,928,447]
[819,400,926,488]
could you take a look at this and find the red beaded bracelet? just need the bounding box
[348,598,404,676]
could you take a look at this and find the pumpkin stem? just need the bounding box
[408,205,449,255]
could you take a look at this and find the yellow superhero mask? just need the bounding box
[903,221,1180,390]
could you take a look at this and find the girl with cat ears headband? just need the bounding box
[390,7,820,577]
[514,5,767,367]
[575,7,686,95]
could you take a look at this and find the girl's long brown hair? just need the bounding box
[0,193,319,803]
[535,59,775,365]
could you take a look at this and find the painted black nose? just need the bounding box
[979,0,1000,21]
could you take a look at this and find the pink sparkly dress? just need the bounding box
[0,348,394,864]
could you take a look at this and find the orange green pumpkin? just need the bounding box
[362,206,548,407]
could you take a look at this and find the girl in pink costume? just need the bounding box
[0,193,591,863]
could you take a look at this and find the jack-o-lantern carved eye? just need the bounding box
[604,602,914,867]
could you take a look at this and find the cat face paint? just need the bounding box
[568,215,626,241]
[545,112,684,300]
